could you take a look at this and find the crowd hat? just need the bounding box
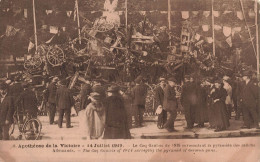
[159,77,166,82]
[214,78,223,84]
[168,77,177,83]
[90,92,102,101]
[107,85,120,92]
[242,71,251,77]
[59,79,67,85]
[52,77,59,82]
[22,82,30,88]
[135,76,143,84]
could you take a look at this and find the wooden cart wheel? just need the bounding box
[47,46,65,66]
[24,55,42,70]
[96,21,114,32]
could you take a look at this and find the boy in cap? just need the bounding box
[154,77,167,129]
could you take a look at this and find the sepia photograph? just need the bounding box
[0,0,259,161]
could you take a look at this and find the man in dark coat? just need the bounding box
[103,85,131,139]
[16,82,39,131]
[240,72,259,129]
[0,83,15,140]
[181,75,197,129]
[154,77,166,129]
[8,76,23,122]
[131,76,148,127]
[233,75,244,120]
[56,79,74,128]
[45,77,59,124]
[163,77,178,132]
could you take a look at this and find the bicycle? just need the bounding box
[9,110,42,140]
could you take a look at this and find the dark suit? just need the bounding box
[46,82,57,124]
[241,80,259,128]
[0,95,14,140]
[16,88,38,115]
[131,83,148,126]
[163,84,177,130]
[154,85,166,128]
[56,85,74,128]
[16,88,39,130]
[181,82,197,128]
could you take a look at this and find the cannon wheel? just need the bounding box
[47,46,65,66]
[96,21,114,32]
[24,55,42,70]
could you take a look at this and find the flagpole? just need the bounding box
[125,0,128,34]
[168,0,171,46]
[76,0,81,44]
[255,0,259,80]
[211,0,215,56]
[32,0,38,52]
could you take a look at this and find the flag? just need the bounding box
[45,10,53,15]
[226,36,232,47]
[28,41,35,53]
[49,26,58,34]
[24,9,27,18]
[181,11,189,19]
[202,25,209,32]
[66,11,72,17]
[223,26,231,37]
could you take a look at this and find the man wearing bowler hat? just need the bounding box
[163,77,178,132]
[45,77,59,124]
[56,79,74,128]
[240,71,259,129]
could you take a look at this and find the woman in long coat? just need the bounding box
[194,82,209,127]
[210,79,230,132]
[79,92,106,139]
[103,85,131,139]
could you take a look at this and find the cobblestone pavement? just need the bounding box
[9,114,260,140]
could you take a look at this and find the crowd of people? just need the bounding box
[0,70,259,140]
[154,72,259,132]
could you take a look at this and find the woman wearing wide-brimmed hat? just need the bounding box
[103,85,131,139]
[80,91,106,139]
[209,78,230,132]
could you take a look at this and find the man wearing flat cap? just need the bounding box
[240,71,259,129]
[131,76,148,127]
[154,77,167,129]
[163,77,178,132]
